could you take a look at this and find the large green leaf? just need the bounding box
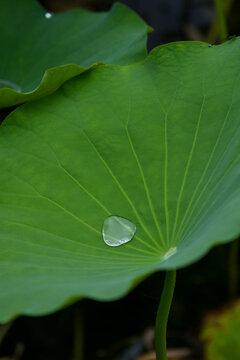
[0,39,240,322]
[0,0,148,108]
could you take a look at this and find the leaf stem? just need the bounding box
[207,0,234,43]
[155,270,176,360]
[74,302,84,360]
[213,0,228,41]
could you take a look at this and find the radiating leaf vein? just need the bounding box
[82,129,161,253]
[125,101,164,249]
[171,95,206,242]
[175,95,235,240]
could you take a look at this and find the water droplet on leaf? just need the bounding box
[45,12,52,19]
[0,80,21,92]
[102,216,136,247]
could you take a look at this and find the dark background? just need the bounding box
[39,0,240,49]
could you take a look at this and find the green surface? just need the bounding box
[0,39,240,322]
[0,0,148,108]
[201,301,240,360]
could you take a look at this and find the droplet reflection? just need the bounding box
[45,12,52,19]
[102,216,136,247]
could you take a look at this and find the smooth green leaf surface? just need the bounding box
[201,301,240,359]
[0,39,240,322]
[0,0,148,108]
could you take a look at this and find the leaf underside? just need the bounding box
[0,0,148,108]
[0,39,240,322]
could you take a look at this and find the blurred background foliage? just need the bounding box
[201,300,240,360]
[0,0,239,359]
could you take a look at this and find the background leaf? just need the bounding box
[201,300,240,360]
[0,0,148,108]
[0,39,239,322]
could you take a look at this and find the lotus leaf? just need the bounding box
[0,39,239,322]
[0,0,148,108]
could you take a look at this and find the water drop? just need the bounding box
[102,216,136,247]
[162,247,177,260]
[0,79,21,92]
[45,12,52,19]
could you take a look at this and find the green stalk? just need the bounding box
[74,303,84,360]
[207,0,234,43]
[213,0,228,41]
[155,270,176,360]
